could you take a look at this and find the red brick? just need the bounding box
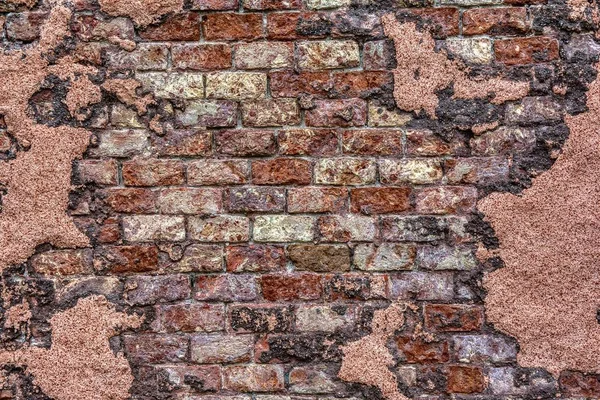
[396,7,459,38]
[195,275,258,302]
[350,187,412,214]
[188,160,250,185]
[226,245,286,273]
[324,273,388,301]
[495,37,559,65]
[252,158,312,185]
[152,129,212,157]
[188,215,250,242]
[172,43,232,71]
[447,366,486,393]
[203,13,263,41]
[278,129,339,156]
[306,99,367,127]
[215,130,276,156]
[342,129,403,155]
[414,186,477,215]
[241,99,300,127]
[463,7,529,36]
[261,274,323,301]
[31,249,93,276]
[559,371,600,398]
[101,188,157,214]
[424,304,484,332]
[288,187,347,213]
[76,159,118,185]
[331,72,393,98]
[97,217,121,244]
[139,13,201,41]
[243,0,301,10]
[151,303,225,333]
[94,245,159,274]
[363,40,395,71]
[223,365,285,392]
[123,334,188,364]
[269,71,332,98]
[191,0,238,10]
[396,337,450,363]
[267,12,301,39]
[406,129,466,156]
[125,275,191,306]
[225,187,286,213]
[122,159,185,186]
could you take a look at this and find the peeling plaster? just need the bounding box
[98,0,184,27]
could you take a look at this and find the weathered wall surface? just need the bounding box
[0,0,599,398]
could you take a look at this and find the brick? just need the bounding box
[278,129,339,156]
[289,364,341,394]
[176,100,238,128]
[226,245,286,273]
[295,305,353,332]
[243,0,301,9]
[5,12,45,41]
[97,218,121,244]
[152,129,213,156]
[267,12,301,39]
[470,127,536,156]
[124,275,191,305]
[101,188,157,214]
[54,276,123,304]
[445,157,510,185]
[89,130,149,158]
[168,244,224,273]
[76,159,118,185]
[288,244,350,272]
[123,334,188,364]
[191,0,238,9]
[189,216,250,242]
[445,37,493,64]
[297,40,360,70]
[206,72,267,100]
[381,216,448,242]
[505,96,562,124]
[424,304,484,332]
[390,272,454,300]
[318,215,376,242]
[139,13,201,41]
[406,129,465,156]
[235,42,294,69]
[229,304,294,333]
[254,215,315,242]
[379,159,444,185]
[172,44,232,71]
[324,273,388,301]
[396,336,450,363]
[353,243,416,271]
[226,187,286,213]
[136,72,204,99]
[350,187,411,214]
[242,99,300,127]
[363,40,395,71]
[417,245,477,271]
[329,9,382,37]
[315,158,376,185]
[453,335,518,363]
[447,366,486,393]
[368,102,412,127]
[495,37,559,65]
[488,367,555,395]
[157,188,222,214]
[440,0,501,5]
[287,187,347,213]
[122,159,185,186]
[252,158,312,185]
[191,334,254,363]
[342,129,403,155]
[123,215,186,242]
[559,371,600,398]
[269,71,332,98]
[396,8,459,38]
[306,99,367,127]
[151,303,225,333]
[31,249,93,276]
[204,13,263,41]
[223,365,285,392]
[188,160,250,185]
[155,365,221,392]
[463,7,529,36]
[261,274,322,301]
[331,72,393,98]
[94,245,159,274]
[105,43,169,70]
[110,104,144,128]
[195,275,258,302]
[414,186,478,215]
[215,130,276,156]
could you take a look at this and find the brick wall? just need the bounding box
[0,0,599,398]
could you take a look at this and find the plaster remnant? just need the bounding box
[3,301,31,331]
[338,303,410,400]
[98,0,184,27]
[381,15,529,118]
[0,296,143,400]
[102,78,154,114]
[478,63,600,376]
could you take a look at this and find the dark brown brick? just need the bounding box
[172,43,232,71]
[139,13,201,41]
[215,129,276,156]
[261,274,323,301]
[269,71,332,98]
[95,245,159,274]
[396,337,450,363]
[495,37,559,65]
[424,304,484,332]
[288,244,350,272]
[351,188,412,214]
[447,366,486,393]
[252,158,312,185]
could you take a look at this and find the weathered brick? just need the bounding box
[296,305,354,332]
[226,187,285,213]
[206,72,267,101]
[5,12,45,41]
[379,159,444,185]
[396,336,450,363]
[89,130,149,158]
[230,304,294,333]
[278,129,339,156]
[172,43,232,71]
[445,157,510,185]
[297,40,360,70]
[223,365,285,392]
[318,215,377,242]
[102,188,157,214]
[440,0,501,5]
[363,40,394,71]
[324,273,388,300]
[314,158,376,185]
[342,129,403,155]
[123,215,186,242]
[105,43,169,70]
[243,0,301,9]
[191,334,254,363]
[226,245,286,273]
[139,13,201,41]
[470,126,536,156]
[396,8,459,38]
[124,274,191,305]
[414,186,478,215]
[331,72,393,98]
[242,99,300,127]
[495,37,559,65]
[463,7,529,36]
[76,159,118,185]
[269,71,333,98]
[235,42,294,69]
[31,249,93,276]
[167,244,224,273]
[368,102,412,127]
[290,366,343,394]
[447,366,486,393]
[94,245,159,274]
[155,365,221,392]
[215,130,276,156]
[305,0,349,8]
[406,129,465,156]
[176,100,238,128]
[204,13,263,41]
[191,0,238,10]
[261,274,322,301]
[448,38,493,64]
[381,216,448,242]
[110,104,144,128]
[188,160,250,185]
[350,187,411,214]
[418,245,477,271]
[306,99,367,127]
[136,72,204,99]
[505,96,563,124]
[424,304,484,332]
[152,129,213,156]
[287,187,347,213]
[353,243,416,271]
[189,215,250,242]
[97,218,121,244]
[157,188,222,214]
[252,158,312,185]
[390,272,454,300]
[453,335,518,363]
[54,276,123,304]
[123,334,188,364]
[195,275,258,302]
[254,215,315,242]
[288,244,350,272]
[267,12,301,39]
[122,159,185,186]
[559,371,600,398]
[151,303,225,333]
